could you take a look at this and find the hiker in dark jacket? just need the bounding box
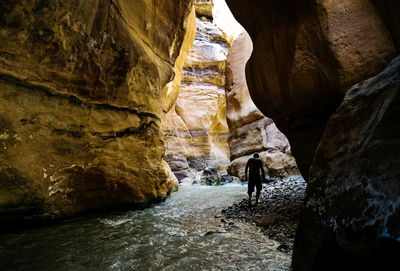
[245,152,265,206]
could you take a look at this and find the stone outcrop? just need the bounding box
[225,25,298,179]
[194,0,214,19]
[212,0,244,44]
[163,1,230,177]
[0,0,195,220]
[293,55,400,270]
[227,118,299,179]
[226,0,398,178]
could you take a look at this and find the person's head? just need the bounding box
[253,152,259,158]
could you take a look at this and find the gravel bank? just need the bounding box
[221,175,306,252]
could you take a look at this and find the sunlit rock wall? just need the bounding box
[227,118,300,179]
[216,2,299,179]
[0,0,195,220]
[164,0,300,180]
[293,55,400,271]
[226,0,398,179]
[162,7,197,116]
[163,1,230,176]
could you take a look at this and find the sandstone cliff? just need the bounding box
[163,1,231,179]
[225,28,299,179]
[226,0,397,179]
[0,0,195,220]
[164,0,298,182]
[226,0,400,268]
[293,55,400,271]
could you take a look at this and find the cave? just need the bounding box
[0,0,399,270]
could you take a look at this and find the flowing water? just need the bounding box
[0,184,291,270]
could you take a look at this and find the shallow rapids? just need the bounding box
[0,184,291,270]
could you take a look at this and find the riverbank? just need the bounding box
[221,175,306,253]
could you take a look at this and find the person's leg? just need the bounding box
[255,181,262,205]
[248,192,252,206]
[255,189,260,205]
[248,180,255,206]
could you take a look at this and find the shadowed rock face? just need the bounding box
[371,0,400,51]
[226,0,397,179]
[225,29,299,178]
[0,0,195,219]
[293,55,400,271]
[226,0,399,269]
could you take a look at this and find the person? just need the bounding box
[245,152,265,206]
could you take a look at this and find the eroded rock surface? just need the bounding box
[226,0,397,178]
[163,2,230,180]
[227,118,299,179]
[0,0,195,221]
[225,0,400,268]
[165,0,298,182]
[293,56,400,270]
[225,28,298,179]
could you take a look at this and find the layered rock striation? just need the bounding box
[164,0,298,182]
[0,0,195,221]
[163,1,230,178]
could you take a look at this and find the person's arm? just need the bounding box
[245,160,249,181]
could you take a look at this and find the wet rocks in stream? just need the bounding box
[221,175,306,252]
[177,167,242,186]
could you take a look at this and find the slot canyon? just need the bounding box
[0,0,399,270]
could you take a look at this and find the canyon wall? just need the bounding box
[0,0,195,221]
[226,0,399,268]
[226,0,397,179]
[164,0,299,182]
[293,55,400,270]
[225,28,299,179]
[163,1,231,179]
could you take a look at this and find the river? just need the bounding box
[0,183,291,270]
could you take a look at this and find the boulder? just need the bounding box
[227,118,299,178]
[199,167,221,185]
[228,151,298,180]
